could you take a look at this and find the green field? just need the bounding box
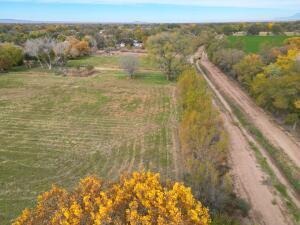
[0,57,177,224]
[67,54,158,70]
[227,35,298,53]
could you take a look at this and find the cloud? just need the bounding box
[2,0,300,9]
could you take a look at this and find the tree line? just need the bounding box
[177,68,249,224]
[0,36,91,71]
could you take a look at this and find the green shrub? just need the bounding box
[0,43,23,71]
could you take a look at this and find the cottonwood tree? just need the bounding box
[233,54,264,88]
[147,32,192,80]
[212,48,245,77]
[177,68,248,218]
[120,56,139,78]
[251,46,300,130]
[25,38,69,70]
[66,37,90,58]
[53,41,70,67]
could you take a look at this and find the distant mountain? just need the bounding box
[0,19,149,24]
[277,13,300,21]
[0,19,36,24]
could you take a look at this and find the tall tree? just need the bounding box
[25,38,69,70]
[233,54,264,88]
[146,32,192,80]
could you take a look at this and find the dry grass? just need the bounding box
[0,67,177,224]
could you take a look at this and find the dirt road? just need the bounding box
[195,60,293,225]
[199,51,300,166]
[221,105,291,225]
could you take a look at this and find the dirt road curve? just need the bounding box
[200,52,300,166]
[195,60,293,225]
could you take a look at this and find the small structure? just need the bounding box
[284,31,300,36]
[133,40,143,48]
[118,42,126,48]
[259,31,273,36]
[215,34,225,40]
[232,31,247,36]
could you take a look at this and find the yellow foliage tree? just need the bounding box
[66,37,90,58]
[177,68,234,216]
[178,68,228,168]
[267,22,274,31]
[13,172,211,225]
[251,38,300,129]
[284,37,300,50]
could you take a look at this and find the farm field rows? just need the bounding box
[0,65,177,224]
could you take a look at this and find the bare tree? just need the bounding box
[25,38,69,70]
[53,41,69,67]
[120,56,139,78]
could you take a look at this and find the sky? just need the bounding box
[0,0,299,23]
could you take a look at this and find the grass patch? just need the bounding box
[67,55,157,70]
[0,76,24,88]
[135,72,170,85]
[227,35,299,53]
[67,55,120,67]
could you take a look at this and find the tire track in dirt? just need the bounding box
[195,57,294,225]
[170,87,183,180]
[221,106,292,225]
[127,138,137,173]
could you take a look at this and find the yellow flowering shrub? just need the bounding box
[13,172,211,225]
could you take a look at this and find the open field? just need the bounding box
[0,60,178,224]
[227,35,299,53]
[67,55,158,70]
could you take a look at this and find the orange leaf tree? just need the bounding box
[13,172,211,225]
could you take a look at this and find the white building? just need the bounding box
[232,31,247,36]
[118,42,126,48]
[133,40,143,48]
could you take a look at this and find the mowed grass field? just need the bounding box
[227,35,299,53]
[0,56,178,224]
[67,54,158,70]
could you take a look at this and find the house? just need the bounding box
[133,40,143,48]
[232,31,247,36]
[259,31,273,36]
[118,42,126,48]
